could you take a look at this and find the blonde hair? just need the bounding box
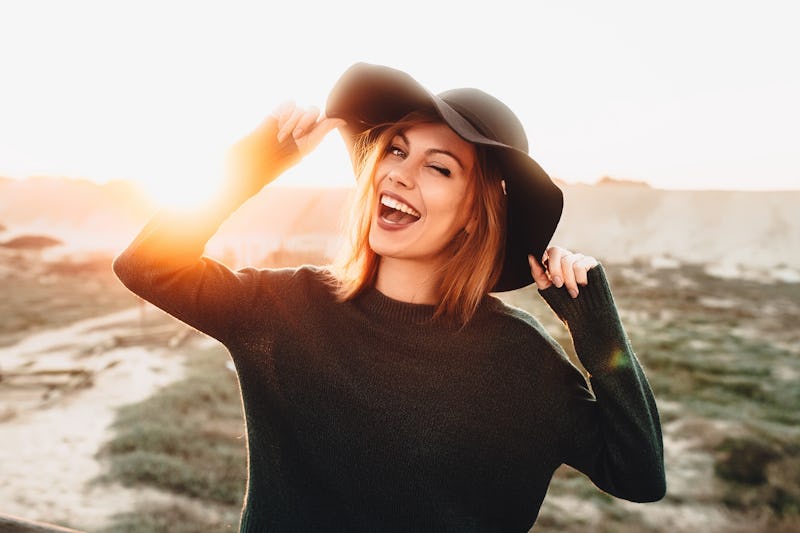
[332,111,507,326]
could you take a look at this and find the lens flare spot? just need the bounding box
[608,349,629,370]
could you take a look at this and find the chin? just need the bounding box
[368,231,401,259]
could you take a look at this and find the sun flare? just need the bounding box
[138,156,225,209]
[145,177,218,208]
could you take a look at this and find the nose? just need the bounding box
[387,173,409,188]
[386,161,416,189]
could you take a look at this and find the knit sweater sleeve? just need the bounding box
[112,118,300,344]
[538,264,666,502]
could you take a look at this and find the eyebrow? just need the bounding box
[396,132,465,170]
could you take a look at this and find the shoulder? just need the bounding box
[225,264,339,316]
[480,295,551,337]
[469,296,590,398]
[247,263,337,295]
[263,263,334,285]
[228,264,341,336]
[475,295,572,362]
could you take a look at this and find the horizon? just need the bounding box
[3,172,800,195]
[1,2,799,204]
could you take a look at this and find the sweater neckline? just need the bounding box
[356,286,439,326]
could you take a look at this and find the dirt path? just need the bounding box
[0,307,206,531]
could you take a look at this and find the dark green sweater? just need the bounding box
[113,210,665,532]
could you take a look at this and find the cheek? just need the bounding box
[428,187,472,231]
[373,158,393,184]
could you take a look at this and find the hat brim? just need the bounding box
[326,62,563,292]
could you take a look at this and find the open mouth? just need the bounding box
[379,194,421,225]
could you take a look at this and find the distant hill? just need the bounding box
[0,176,153,225]
[1,176,798,275]
[0,176,353,264]
[0,177,154,252]
[553,184,800,274]
[0,235,63,250]
[594,176,651,188]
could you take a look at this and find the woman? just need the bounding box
[114,63,665,532]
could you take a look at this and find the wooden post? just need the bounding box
[0,513,85,533]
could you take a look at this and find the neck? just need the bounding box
[374,256,443,305]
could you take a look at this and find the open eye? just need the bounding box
[388,145,406,158]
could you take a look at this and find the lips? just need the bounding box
[377,193,421,228]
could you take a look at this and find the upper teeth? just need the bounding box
[381,195,420,218]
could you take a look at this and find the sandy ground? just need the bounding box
[540,402,765,533]
[0,307,209,532]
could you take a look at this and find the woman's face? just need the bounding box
[369,122,476,266]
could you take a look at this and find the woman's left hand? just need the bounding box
[528,246,599,299]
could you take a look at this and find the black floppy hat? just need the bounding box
[325,62,563,292]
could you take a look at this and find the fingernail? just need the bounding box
[553,276,563,287]
[292,128,303,138]
[277,130,287,142]
[569,288,578,299]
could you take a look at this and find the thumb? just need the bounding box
[528,254,552,290]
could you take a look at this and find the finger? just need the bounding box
[291,106,321,140]
[528,255,552,290]
[270,102,296,140]
[560,253,581,298]
[302,116,346,150]
[573,256,599,286]
[271,101,294,123]
[544,246,568,288]
[278,106,306,142]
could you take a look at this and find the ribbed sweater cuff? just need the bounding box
[538,264,631,377]
[537,265,615,322]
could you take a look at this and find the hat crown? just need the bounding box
[438,88,529,153]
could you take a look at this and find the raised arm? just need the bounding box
[530,249,667,502]
[113,106,344,342]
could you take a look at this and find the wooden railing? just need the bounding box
[0,513,85,533]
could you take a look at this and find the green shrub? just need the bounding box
[715,436,781,485]
[99,500,239,533]
[97,344,246,507]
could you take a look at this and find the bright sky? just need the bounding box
[1,0,798,205]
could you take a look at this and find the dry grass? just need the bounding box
[0,250,138,347]
[3,248,799,531]
[94,342,247,531]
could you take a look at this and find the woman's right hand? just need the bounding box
[273,102,345,158]
[223,103,345,205]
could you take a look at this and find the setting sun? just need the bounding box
[140,160,224,208]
